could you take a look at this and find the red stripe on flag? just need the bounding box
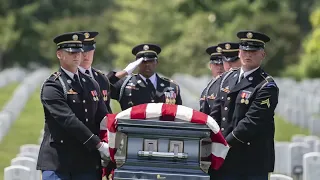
[160,104,177,121]
[99,130,108,143]
[107,113,118,133]
[109,148,117,162]
[190,110,207,124]
[210,154,225,170]
[211,131,228,146]
[130,104,148,119]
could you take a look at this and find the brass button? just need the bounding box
[227,97,230,100]
[221,128,225,131]
[60,140,63,143]
[83,100,86,103]
[85,109,87,112]
[72,100,75,103]
[224,107,228,111]
[222,117,226,121]
[247,142,251,145]
[86,118,88,122]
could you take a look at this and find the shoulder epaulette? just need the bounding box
[51,72,61,81]
[229,67,240,71]
[161,77,178,85]
[95,69,105,76]
[260,72,277,89]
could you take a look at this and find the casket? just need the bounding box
[103,103,229,180]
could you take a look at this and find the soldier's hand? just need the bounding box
[97,142,110,159]
[123,57,144,74]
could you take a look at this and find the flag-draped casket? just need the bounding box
[100,103,230,180]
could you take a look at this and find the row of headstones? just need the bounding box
[273,77,320,134]
[0,68,26,88]
[3,129,43,180]
[0,68,51,142]
[274,135,320,180]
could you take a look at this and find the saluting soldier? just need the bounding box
[109,43,182,110]
[199,45,224,114]
[218,42,242,71]
[209,31,279,180]
[37,32,110,180]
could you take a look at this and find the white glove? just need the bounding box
[124,57,144,74]
[97,142,110,159]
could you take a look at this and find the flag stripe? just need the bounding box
[146,103,163,119]
[175,105,193,122]
[191,110,207,124]
[160,104,177,121]
[130,104,148,119]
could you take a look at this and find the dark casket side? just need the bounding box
[114,118,211,180]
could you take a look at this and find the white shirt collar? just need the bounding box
[139,73,157,89]
[239,66,260,80]
[78,66,93,77]
[61,67,79,79]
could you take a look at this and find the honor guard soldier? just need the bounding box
[109,43,182,110]
[77,31,113,113]
[37,32,110,180]
[218,42,242,71]
[209,31,279,180]
[199,45,225,114]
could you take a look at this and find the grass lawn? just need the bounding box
[0,83,19,110]
[0,89,43,180]
[274,115,310,141]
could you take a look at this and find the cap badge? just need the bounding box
[216,47,222,53]
[225,43,231,50]
[143,45,149,50]
[72,34,78,41]
[246,32,253,39]
[84,32,90,39]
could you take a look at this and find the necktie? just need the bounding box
[146,78,156,95]
[85,70,90,75]
[238,73,245,83]
[73,74,82,88]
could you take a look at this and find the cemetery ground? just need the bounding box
[0,89,43,180]
[0,96,312,180]
[0,83,19,109]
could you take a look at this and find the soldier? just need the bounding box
[109,43,182,110]
[37,32,110,180]
[218,42,242,71]
[199,45,225,114]
[77,31,142,114]
[209,31,279,180]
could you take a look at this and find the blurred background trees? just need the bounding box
[0,0,319,78]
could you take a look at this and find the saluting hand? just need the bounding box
[124,57,144,74]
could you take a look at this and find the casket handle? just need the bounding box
[137,151,188,159]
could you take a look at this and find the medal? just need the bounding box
[241,99,245,103]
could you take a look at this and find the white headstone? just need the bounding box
[287,142,311,177]
[304,136,320,152]
[17,152,38,160]
[315,140,320,152]
[19,144,40,154]
[291,134,306,142]
[270,174,293,180]
[4,165,31,180]
[303,152,320,180]
[11,157,38,180]
[310,118,320,136]
[274,142,291,175]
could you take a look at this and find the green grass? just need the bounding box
[0,89,43,180]
[0,83,19,110]
[275,115,310,141]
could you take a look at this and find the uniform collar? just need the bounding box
[139,73,157,89]
[239,66,260,80]
[78,66,93,77]
[61,66,79,79]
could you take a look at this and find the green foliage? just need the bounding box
[0,0,318,79]
[289,7,320,78]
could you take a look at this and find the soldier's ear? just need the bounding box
[56,50,62,60]
[208,62,212,70]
